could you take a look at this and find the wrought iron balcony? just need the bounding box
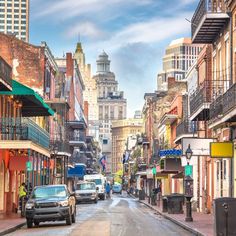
[190,80,212,120]
[50,139,70,155]
[175,120,198,143]
[191,0,229,43]
[69,131,86,148]
[0,56,12,91]
[209,94,223,120]
[222,83,236,120]
[0,117,49,149]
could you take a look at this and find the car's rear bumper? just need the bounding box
[76,196,97,202]
[26,206,70,221]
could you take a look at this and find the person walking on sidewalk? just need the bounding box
[106,182,111,199]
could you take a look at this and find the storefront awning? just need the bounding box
[0,80,54,116]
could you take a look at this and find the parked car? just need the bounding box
[112,183,122,194]
[25,185,76,228]
[75,181,98,204]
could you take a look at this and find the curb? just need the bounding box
[139,200,205,236]
[0,222,26,236]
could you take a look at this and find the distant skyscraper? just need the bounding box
[157,38,202,90]
[93,51,127,174]
[0,0,29,42]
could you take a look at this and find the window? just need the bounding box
[14,15,19,18]
[21,4,26,8]
[0,25,4,29]
[14,3,19,7]
[0,3,5,7]
[7,20,11,23]
[7,3,11,7]
[14,20,19,24]
[0,9,4,12]
[0,14,4,18]
[21,20,26,24]
[14,9,19,13]
[7,25,11,29]
[21,25,25,30]
[21,9,26,13]
[21,36,26,41]
[21,15,26,18]
[7,9,12,12]
[0,20,4,23]
[7,14,12,18]
[14,26,18,30]
[21,31,26,35]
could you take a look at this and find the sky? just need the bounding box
[30,0,199,118]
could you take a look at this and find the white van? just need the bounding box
[84,174,106,200]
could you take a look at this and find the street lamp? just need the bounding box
[185,144,193,165]
[184,144,193,222]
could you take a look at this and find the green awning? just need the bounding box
[0,80,54,116]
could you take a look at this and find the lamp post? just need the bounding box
[51,143,58,184]
[184,144,193,222]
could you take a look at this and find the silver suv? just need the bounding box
[75,181,98,204]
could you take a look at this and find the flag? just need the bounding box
[99,155,106,171]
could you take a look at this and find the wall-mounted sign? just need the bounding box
[159,149,182,157]
[210,142,234,158]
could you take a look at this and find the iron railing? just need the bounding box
[50,139,70,154]
[68,131,86,142]
[0,56,12,89]
[210,95,223,119]
[222,83,236,115]
[0,117,49,149]
[176,120,198,138]
[192,0,227,38]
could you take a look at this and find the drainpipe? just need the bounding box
[229,10,234,197]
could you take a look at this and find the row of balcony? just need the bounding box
[189,80,236,123]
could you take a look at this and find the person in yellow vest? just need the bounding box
[19,182,27,199]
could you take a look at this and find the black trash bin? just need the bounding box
[162,196,168,212]
[214,197,236,236]
[166,193,184,214]
[139,189,145,200]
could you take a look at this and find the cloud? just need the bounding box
[87,12,192,53]
[65,22,106,39]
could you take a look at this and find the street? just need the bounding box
[7,194,193,236]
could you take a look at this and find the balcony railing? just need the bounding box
[50,139,70,154]
[222,83,236,116]
[0,56,12,91]
[191,0,229,43]
[0,117,49,149]
[176,120,198,141]
[210,95,223,120]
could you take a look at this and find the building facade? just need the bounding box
[157,38,202,90]
[111,118,143,174]
[92,51,127,174]
[0,0,29,42]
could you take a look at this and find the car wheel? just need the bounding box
[34,220,40,227]
[66,210,72,225]
[27,219,33,228]
[71,207,76,223]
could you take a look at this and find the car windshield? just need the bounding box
[32,186,67,198]
[77,183,95,190]
[87,179,102,185]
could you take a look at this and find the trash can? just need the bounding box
[162,196,168,212]
[214,197,236,236]
[151,190,157,206]
[139,189,145,200]
[166,193,184,214]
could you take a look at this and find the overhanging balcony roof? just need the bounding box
[160,113,178,125]
[0,80,54,116]
[191,0,229,44]
[67,120,87,130]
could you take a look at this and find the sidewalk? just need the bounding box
[0,213,25,236]
[139,197,213,236]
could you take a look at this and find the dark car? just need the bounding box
[25,185,76,228]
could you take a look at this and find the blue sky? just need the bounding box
[30,0,199,117]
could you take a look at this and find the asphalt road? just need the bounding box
[7,193,193,236]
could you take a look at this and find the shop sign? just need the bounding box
[210,142,234,158]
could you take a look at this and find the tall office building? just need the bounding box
[93,51,127,174]
[74,41,98,138]
[157,38,202,90]
[0,0,29,42]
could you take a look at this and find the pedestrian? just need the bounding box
[106,182,111,199]
[19,182,27,212]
